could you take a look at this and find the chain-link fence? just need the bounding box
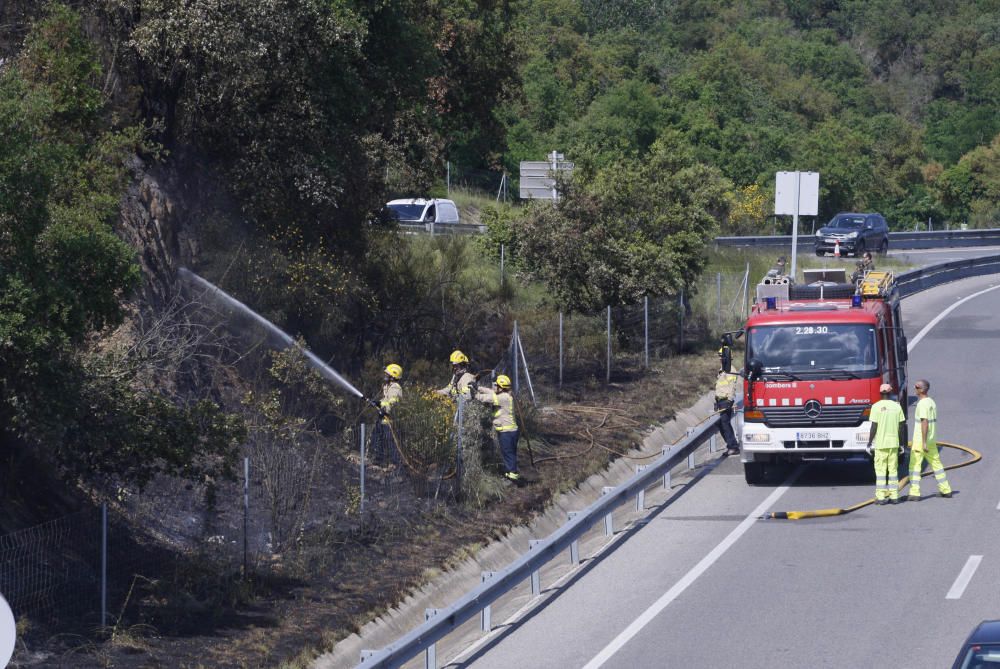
[0,392,507,643]
[489,267,751,395]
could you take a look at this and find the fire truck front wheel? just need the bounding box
[744,462,766,485]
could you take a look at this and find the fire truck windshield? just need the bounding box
[746,324,878,376]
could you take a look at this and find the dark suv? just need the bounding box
[814,212,889,257]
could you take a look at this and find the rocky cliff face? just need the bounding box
[117,157,199,308]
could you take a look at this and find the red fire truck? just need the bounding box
[739,269,908,484]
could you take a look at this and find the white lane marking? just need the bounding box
[946,555,983,600]
[907,284,1000,351]
[582,469,803,669]
[996,499,1000,510]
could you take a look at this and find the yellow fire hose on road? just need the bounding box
[766,440,981,520]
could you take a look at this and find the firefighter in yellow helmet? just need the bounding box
[715,341,741,456]
[866,383,905,504]
[907,379,952,501]
[437,350,475,400]
[474,374,520,481]
[380,364,403,420]
[372,363,403,466]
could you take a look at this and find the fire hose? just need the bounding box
[766,440,981,520]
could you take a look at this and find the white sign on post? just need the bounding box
[775,171,819,216]
[775,171,820,280]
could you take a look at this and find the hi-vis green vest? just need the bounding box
[475,388,518,432]
[715,371,739,401]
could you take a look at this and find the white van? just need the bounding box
[385,198,460,226]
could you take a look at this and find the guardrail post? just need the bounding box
[567,511,580,564]
[528,540,543,595]
[481,572,496,631]
[662,448,671,489]
[635,465,648,511]
[425,609,441,669]
[686,428,696,469]
[709,433,717,453]
[601,487,614,535]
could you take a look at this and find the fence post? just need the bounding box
[360,424,366,517]
[606,306,611,384]
[644,295,649,369]
[243,456,249,577]
[516,331,537,406]
[717,272,722,330]
[456,399,465,483]
[100,502,107,628]
[679,290,685,351]
[558,312,564,390]
[500,243,505,289]
[512,321,520,395]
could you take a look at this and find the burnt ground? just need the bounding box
[10,352,719,668]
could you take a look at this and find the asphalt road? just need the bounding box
[455,270,1000,669]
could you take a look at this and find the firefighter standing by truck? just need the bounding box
[907,379,953,501]
[866,383,906,504]
[716,335,741,457]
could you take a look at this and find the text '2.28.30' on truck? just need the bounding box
[738,267,908,485]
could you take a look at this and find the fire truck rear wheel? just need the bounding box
[744,462,765,485]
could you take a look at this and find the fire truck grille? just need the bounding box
[763,405,868,427]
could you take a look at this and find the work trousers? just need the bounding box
[498,429,519,474]
[909,443,952,496]
[715,399,739,450]
[874,448,900,501]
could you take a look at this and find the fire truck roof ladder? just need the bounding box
[859,270,894,297]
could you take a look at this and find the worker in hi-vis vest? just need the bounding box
[438,350,475,400]
[372,363,403,465]
[866,383,905,504]
[907,379,953,501]
[715,347,741,456]
[474,374,521,482]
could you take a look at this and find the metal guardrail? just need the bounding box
[358,422,721,667]
[397,221,487,236]
[715,228,1000,250]
[357,254,1000,669]
[894,254,1000,297]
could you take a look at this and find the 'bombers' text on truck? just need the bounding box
[739,267,908,484]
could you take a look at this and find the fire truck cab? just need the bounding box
[739,268,908,484]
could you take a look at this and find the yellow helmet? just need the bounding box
[449,350,469,364]
[495,374,512,389]
[384,363,402,379]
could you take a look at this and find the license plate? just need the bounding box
[797,431,829,441]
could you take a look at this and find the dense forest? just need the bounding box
[0,0,998,661]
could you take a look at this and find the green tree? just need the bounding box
[0,4,243,489]
[511,132,730,312]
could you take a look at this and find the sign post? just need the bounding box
[775,171,819,280]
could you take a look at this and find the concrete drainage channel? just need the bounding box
[314,393,725,669]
